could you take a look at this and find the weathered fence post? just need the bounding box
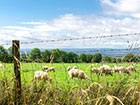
[12,40,21,105]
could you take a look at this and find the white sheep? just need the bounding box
[91,68,101,75]
[119,67,130,74]
[127,66,136,72]
[46,67,55,72]
[113,66,130,75]
[67,66,71,71]
[68,69,89,81]
[99,65,113,75]
[42,66,49,71]
[72,66,78,69]
[113,65,120,73]
[34,71,52,82]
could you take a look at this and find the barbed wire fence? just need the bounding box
[0,32,140,46]
[0,32,140,104]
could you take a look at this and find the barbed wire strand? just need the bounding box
[0,32,140,46]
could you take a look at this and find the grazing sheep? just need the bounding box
[42,66,49,71]
[46,67,55,72]
[68,69,89,81]
[113,66,130,75]
[127,66,136,72]
[67,66,71,71]
[99,65,113,75]
[113,65,120,73]
[73,66,78,69]
[34,71,52,82]
[119,67,130,74]
[91,68,101,75]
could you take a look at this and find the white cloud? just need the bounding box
[101,0,140,18]
[21,22,44,25]
[2,26,31,31]
[0,14,140,49]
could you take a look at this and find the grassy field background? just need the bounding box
[0,63,140,104]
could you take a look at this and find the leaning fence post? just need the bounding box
[12,40,21,105]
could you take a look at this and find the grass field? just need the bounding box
[0,63,140,105]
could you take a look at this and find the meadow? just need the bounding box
[0,63,140,105]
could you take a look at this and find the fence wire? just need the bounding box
[1,32,140,46]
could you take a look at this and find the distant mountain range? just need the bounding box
[20,48,140,57]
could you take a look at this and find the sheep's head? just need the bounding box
[73,66,77,69]
[42,66,49,70]
[49,78,52,83]
[127,70,131,75]
[128,66,136,72]
[132,67,136,72]
[110,71,114,76]
[46,75,52,83]
[85,75,90,82]
[67,66,71,71]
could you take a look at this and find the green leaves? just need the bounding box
[29,48,42,61]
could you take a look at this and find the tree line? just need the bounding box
[0,45,139,63]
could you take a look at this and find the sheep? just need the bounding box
[67,66,71,71]
[91,68,101,75]
[42,66,49,71]
[72,66,78,69]
[119,67,130,75]
[46,67,55,72]
[34,71,52,82]
[68,69,89,81]
[127,66,136,72]
[113,66,130,75]
[113,65,120,73]
[99,65,113,75]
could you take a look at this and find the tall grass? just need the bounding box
[0,63,140,105]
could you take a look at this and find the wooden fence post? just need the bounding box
[12,40,21,105]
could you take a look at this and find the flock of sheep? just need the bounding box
[34,65,137,82]
[91,65,136,75]
[0,63,137,82]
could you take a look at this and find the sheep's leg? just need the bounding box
[119,71,122,74]
[69,75,73,80]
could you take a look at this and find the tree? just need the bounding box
[93,53,102,63]
[29,48,42,62]
[0,46,8,62]
[123,53,135,62]
[111,57,116,63]
[67,52,79,63]
[79,53,87,63]
[116,57,122,63]
[41,50,51,63]
[51,49,62,63]
[20,53,30,62]
[7,46,13,62]
[59,50,68,63]
[103,56,111,63]
[8,46,13,56]
[87,54,93,63]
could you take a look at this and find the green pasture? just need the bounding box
[1,63,140,104]
[0,63,140,88]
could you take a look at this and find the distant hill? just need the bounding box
[20,48,140,57]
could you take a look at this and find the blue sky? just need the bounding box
[0,0,102,26]
[0,0,140,49]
